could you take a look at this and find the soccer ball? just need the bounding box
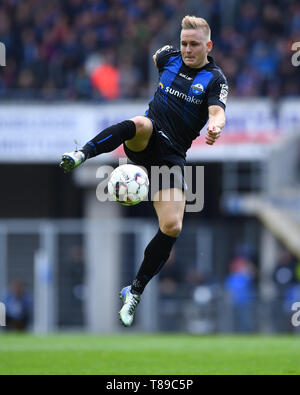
[108,164,149,206]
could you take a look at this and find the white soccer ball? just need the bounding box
[108,164,149,206]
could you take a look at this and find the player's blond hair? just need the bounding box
[181,15,211,41]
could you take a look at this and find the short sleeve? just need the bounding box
[206,72,229,110]
[155,45,180,72]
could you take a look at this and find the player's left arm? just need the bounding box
[205,71,228,146]
[206,105,226,146]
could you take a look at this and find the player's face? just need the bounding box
[180,29,212,68]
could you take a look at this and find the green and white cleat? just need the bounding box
[59,151,86,173]
[119,286,141,327]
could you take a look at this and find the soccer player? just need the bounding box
[60,16,228,327]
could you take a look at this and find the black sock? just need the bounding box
[81,120,136,159]
[131,229,178,295]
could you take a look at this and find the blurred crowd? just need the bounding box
[0,0,299,101]
[0,0,183,101]
[212,0,300,98]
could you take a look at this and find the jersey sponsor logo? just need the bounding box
[179,73,193,81]
[164,86,203,104]
[191,84,205,95]
[219,84,228,105]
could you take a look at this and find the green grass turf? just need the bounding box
[0,334,299,375]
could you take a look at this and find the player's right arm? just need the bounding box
[153,52,158,68]
[152,45,179,71]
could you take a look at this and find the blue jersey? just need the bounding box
[146,45,228,158]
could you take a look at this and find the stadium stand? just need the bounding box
[0,0,299,335]
[0,0,299,101]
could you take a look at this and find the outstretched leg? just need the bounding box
[60,116,153,173]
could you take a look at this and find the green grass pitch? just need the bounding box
[0,334,299,375]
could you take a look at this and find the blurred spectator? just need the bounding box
[273,250,300,308]
[57,242,85,327]
[158,248,184,331]
[159,248,182,297]
[272,248,300,331]
[2,278,33,332]
[225,248,257,332]
[90,57,120,100]
[273,249,297,292]
[0,0,299,101]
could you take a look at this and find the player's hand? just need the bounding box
[206,124,222,145]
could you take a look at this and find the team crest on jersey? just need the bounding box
[191,84,205,95]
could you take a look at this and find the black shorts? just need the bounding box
[123,119,187,200]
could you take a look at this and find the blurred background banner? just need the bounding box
[0,99,299,162]
[0,0,300,335]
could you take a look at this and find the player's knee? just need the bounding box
[131,116,151,138]
[161,219,182,238]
